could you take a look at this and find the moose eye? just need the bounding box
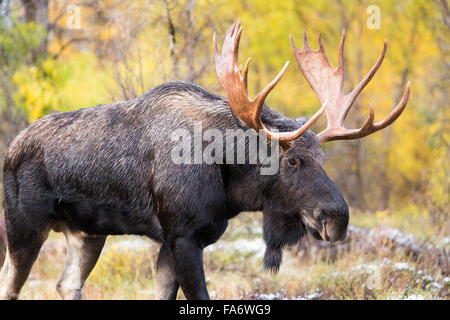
[287,158,301,168]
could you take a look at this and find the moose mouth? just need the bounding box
[301,213,330,241]
[305,224,329,241]
[319,223,330,241]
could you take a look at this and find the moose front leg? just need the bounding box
[168,236,209,300]
[156,243,179,299]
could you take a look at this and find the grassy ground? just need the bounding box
[16,207,449,300]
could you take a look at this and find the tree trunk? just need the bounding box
[163,0,179,79]
[185,0,197,82]
[21,0,49,61]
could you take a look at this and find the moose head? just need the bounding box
[213,20,410,267]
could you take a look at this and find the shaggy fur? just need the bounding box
[0,81,348,300]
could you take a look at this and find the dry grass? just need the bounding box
[4,208,449,300]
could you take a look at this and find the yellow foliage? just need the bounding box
[13,65,58,122]
[375,210,389,219]
[12,52,111,122]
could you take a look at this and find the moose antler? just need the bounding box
[213,20,327,141]
[290,30,410,142]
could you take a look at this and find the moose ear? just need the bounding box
[262,201,306,273]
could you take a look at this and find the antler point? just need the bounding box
[213,32,219,55]
[303,29,310,48]
[289,34,298,51]
[318,33,325,51]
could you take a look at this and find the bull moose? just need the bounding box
[0,20,409,300]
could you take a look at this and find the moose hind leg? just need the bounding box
[57,227,106,300]
[156,243,179,300]
[0,226,50,300]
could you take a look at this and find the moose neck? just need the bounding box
[223,161,281,218]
